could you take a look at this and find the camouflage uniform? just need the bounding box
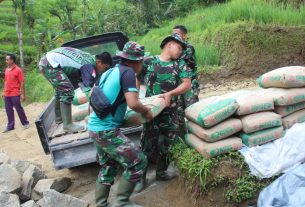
[39,47,95,104]
[89,129,147,184]
[140,55,192,164]
[87,41,148,189]
[177,43,199,137]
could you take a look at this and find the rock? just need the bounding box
[21,200,39,207]
[0,191,20,207]
[20,164,46,202]
[10,160,32,174]
[0,153,10,165]
[37,190,88,207]
[0,164,22,194]
[32,177,72,201]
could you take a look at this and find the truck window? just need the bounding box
[80,42,118,56]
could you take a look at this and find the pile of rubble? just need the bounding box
[0,150,89,207]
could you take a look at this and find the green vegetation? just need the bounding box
[137,0,305,71]
[170,142,275,204]
[0,0,305,108]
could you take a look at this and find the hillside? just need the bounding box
[0,0,305,108]
[0,0,36,69]
[137,0,305,82]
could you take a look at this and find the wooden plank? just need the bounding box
[49,130,89,146]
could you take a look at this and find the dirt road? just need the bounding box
[0,79,257,206]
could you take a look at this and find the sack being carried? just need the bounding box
[226,90,274,115]
[266,88,305,106]
[123,95,166,127]
[240,126,284,147]
[186,118,242,142]
[185,133,242,158]
[275,102,305,117]
[72,102,90,122]
[241,112,282,133]
[73,87,91,105]
[257,66,305,88]
[185,96,238,128]
[282,109,305,129]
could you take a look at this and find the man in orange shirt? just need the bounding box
[1,54,29,133]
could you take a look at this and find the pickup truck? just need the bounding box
[35,32,142,170]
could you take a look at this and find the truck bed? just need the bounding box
[35,98,142,170]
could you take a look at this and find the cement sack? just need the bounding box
[241,112,282,133]
[72,87,91,105]
[226,90,274,115]
[185,96,238,128]
[123,95,166,127]
[72,102,90,122]
[84,115,90,124]
[267,88,305,106]
[186,118,242,142]
[185,133,242,158]
[282,109,305,129]
[257,66,305,88]
[275,102,305,117]
[240,126,284,147]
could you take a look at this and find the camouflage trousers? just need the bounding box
[40,56,74,104]
[89,129,147,185]
[141,108,181,164]
[177,78,200,137]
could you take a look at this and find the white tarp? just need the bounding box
[257,163,305,207]
[239,122,305,178]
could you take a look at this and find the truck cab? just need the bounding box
[35,32,142,170]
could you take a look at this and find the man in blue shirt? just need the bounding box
[87,41,153,207]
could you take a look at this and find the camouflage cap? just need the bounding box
[160,33,187,50]
[116,41,145,61]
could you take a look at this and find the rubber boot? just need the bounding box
[55,100,63,124]
[112,178,143,207]
[96,182,111,207]
[134,170,147,193]
[156,155,176,181]
[60,102,84,133]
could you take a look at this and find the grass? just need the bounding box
[137,0,305,71]
[1,0,305,107]
[170,142,275,204]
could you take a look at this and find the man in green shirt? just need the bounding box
[39,47,102,133]
[173,25,200,136]
[136,34,192,191]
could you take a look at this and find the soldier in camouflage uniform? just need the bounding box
[39,47,96,133]
[135,34,192,192]
[173,25,200,137]
[87,42,153,207]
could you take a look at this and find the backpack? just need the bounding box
[89,66,125,119]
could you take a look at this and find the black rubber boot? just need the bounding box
[134,170,147,193]
[112,178,143,207]
[156,155,176,181]
[96,182,111,207]
[55,99,63,124]
[60,102,84,133]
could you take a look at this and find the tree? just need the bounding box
[49,0,81,40]
[12,0,25,68]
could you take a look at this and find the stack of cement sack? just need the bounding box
[71,87,91,122]
[224,90,284,147]
[258,66,305,130]
[184,96,243,158]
